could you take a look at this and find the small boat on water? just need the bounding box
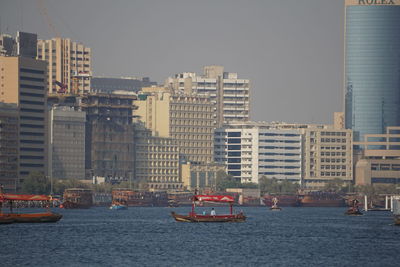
[270,197,281,211]
[345,199,363,216]
[109,203,128,210]
[171,195,246,223]
[0,193,62,224]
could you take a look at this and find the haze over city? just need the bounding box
[0,0,344,123]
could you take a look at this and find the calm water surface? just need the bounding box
[1,207,399,266]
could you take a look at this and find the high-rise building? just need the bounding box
[165,65,250,127]
[37,38,91,94]
[0,56,48,183]
[49,106,86,180]
[0,102,19,192]
[135,87,214,164]
[344,0,400,141]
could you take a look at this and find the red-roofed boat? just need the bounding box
[0,193,62,224]
[171,195,246,223]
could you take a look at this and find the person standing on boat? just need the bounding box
[210,208,216,216]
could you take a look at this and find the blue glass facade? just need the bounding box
[345,5,400,141]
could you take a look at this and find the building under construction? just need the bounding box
[48,93,137,180]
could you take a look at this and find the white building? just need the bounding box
[214,122,302,184]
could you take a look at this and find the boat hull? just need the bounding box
[171,212,246,223]
[345,207,363,216]
[0,212,62,223]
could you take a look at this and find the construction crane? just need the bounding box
[55,81,67,94]
[37,0,60,38]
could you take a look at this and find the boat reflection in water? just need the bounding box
[171,195,246,223]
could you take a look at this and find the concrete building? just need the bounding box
[215,122,302,184]
[300,126,353,189]
[0,55,48,183]
[37,37,91,94]
[134,123,181,190]
[49,105,86,180]
[135,87,214,164]
[344,0,400,141]
[354,126,400,186]
[0,102,19,192]
[92,76,156,94]
[165,65,250,127]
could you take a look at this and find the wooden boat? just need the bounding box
[171,195,246,223]
[62,188,93,209]
[345,207,363,216]
[0,193,62,224]
[299,192,345,207]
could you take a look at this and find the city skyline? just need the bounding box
[0,0,344,124]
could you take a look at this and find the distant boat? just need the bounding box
[109,204,128,210]
[299,191,345,207]
[171,195,246,223]
[62,188,93,209]
[0,193,62,224]
[270,197,281,211]
[345,199,363,216]
[263,194,299,207]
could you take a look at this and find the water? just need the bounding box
[1,207,400,266]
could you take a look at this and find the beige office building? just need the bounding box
[37,38,91,94]
[354,127,400,186]
[165,65,250,127]
[135,87,214,164]
[134,123,181,190]
[300,126,353,189]
[0,56,47,183]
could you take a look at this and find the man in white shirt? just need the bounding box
[210,208,216,216]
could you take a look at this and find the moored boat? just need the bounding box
[299,192,345,207]
[62,188,93,209]
[171,195,246,223]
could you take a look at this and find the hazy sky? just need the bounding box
[0,0,344,124]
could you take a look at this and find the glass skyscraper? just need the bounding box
[344,0,400,142]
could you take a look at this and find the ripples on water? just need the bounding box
[1,207,400,266]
